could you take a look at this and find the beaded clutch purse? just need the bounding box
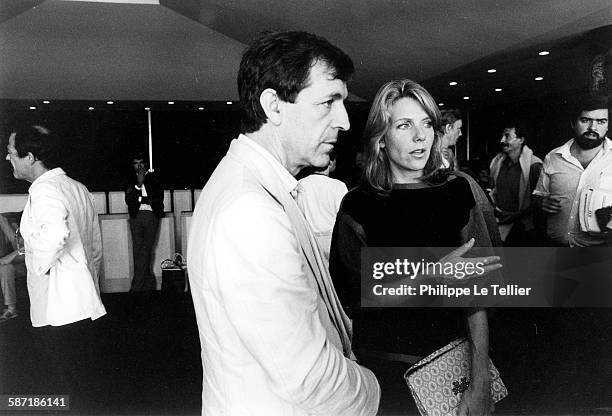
[404,338,507,416]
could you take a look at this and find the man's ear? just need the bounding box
[444,124,451,135]
[26,152,36,164]
[259,88,282,126]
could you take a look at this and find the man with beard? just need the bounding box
[489,123,542,245]
[533,96,610,246]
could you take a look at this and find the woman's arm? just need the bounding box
[457,308,493,416]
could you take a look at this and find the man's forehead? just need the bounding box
[579,108,609,118]
[503,128,515,134]
[302,62,347,93]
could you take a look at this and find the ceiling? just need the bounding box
[0,0,610,107]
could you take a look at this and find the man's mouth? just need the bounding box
[583,132,599,140]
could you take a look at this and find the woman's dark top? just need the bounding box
[330,175,476,356]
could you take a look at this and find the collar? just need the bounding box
[28,168,65,193]
[236,134,298,195]
[556,137,612,159]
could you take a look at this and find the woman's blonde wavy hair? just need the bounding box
[362,79,445,194]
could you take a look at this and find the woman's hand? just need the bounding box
[457,376,494,416]
[433,238,502,283]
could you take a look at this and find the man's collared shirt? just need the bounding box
[134,183,153,211]
[296,173,348,266]
[187,134,379,416]
[533,137,612,246]
[20,168,106,326]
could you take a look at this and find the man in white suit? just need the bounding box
[6,124,106,410]
[188,31,380,415]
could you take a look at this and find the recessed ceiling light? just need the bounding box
[29,106,36,110]
[449,81,458,86]
[43,100,50,104]
[168,101,174,105]
[144,107,150,110]
[226,101,233,105]
[495,88,502,92]
[534,77,544,81]
[88,107,94,111]
[438,103,444,107]
[487,69,496,73]
[107,101,114,104]
[463,96,469,100]
[538,51,550,56]
[198,107,204,111]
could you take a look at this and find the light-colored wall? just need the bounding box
[181,211,193,261]
[0,194,28,213]
[99,213,175,293]
[107,190,172,214]
[1,192,180,293]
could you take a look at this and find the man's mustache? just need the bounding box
[583,132,600,140]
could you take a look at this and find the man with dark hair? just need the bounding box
[5,124,106,408]
[439,108,463,169]
[489,123,543,245]
[533,96,610,246]
[125,154,163,292]
[188,31,379,415]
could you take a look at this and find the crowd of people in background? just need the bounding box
[1,29,609,415]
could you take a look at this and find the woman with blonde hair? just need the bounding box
[330,79,501,415]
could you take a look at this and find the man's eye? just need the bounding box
[597,120,607,125]
[322,100,333,108]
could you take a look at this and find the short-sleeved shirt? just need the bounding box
[533,137,612,246]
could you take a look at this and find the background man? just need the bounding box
[439,108,463,169]
[125,154,163,292]
[187,31,379,415]
[5,124,106,408]
[296,153,348,269]
[533,96,610,247]
[489,123,542,245]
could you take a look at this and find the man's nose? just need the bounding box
[334,102,350,131]
[5,154,9,161]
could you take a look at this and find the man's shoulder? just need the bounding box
[544,140,570,159]
[197,169,283,221]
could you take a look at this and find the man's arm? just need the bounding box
[26,185,70,276]
[213,192,379,415]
